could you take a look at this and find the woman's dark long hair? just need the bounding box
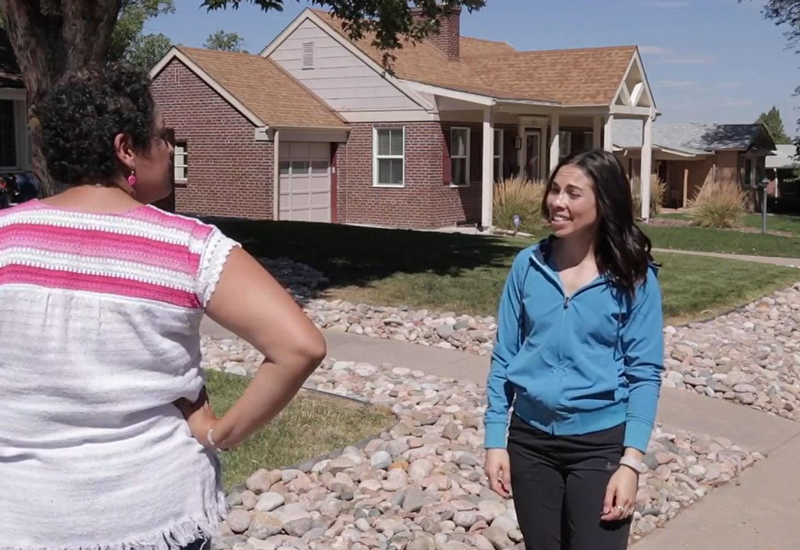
[541,149,655,296]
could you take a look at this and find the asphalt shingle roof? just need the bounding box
[312,10,636,106]
[614,121,771,153]
[178,46,346,128]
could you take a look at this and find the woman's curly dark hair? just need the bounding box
[35,63,157,187]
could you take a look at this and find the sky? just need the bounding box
[146,0,800,134]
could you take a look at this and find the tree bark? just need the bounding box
[0,0,122,195]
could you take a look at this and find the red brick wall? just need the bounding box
[411,7,461,59]
[150,60,274,219]
[335,122,483,228]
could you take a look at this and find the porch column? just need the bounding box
[517,122,525,178]
[682,166,689,208]
[640,115,653,221]
[549,113,560,174]
[593,116,602,149]
[603,115,614,152]
[481,107,494,229]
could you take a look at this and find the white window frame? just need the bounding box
[372,127,405,188]
[450,127,471,188]
[174,141,188,183]
[494,128,504,182]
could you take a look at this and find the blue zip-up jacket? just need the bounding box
[484,239,664,453]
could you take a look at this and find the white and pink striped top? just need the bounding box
[0,200,240,550]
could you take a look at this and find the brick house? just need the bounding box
[150,8,659,228]
[613,121,776,210]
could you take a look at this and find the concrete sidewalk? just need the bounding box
[202,319,800,549]
[653,247,800,268]
[321,329,800,455]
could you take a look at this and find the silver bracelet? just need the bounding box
[207,426,220,451]
[619,456,646,474]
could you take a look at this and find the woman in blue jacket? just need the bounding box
[483,149,663,550]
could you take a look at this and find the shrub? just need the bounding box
[631,174,667,218]
[688,180,747,228]
[493,176,547,234]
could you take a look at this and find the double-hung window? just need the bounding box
[373,128,405,187]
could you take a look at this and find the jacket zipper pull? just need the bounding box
[564,296,570,309]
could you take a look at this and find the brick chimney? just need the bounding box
[411,6,461,59]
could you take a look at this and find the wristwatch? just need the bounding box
[619,456,646,474]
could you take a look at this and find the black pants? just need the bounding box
[180,540,209,550]
[508,414,632,550]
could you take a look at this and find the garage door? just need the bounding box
[279,142,331,222]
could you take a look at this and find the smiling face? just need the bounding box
[545,164,599,239]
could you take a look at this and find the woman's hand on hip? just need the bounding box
[173,387,218,449]
[484,448,512,498]
[601,466,638,522]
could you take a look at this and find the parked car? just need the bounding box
[0,172,40,208]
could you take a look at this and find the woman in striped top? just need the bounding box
[0,65,326,550]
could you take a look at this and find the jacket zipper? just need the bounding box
[529,251,607,365]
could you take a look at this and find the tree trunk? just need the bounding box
[0,0,122,195]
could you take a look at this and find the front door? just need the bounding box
[525,129,542,181]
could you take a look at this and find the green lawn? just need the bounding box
[660,212,800,235]
[644,225,800,259]
[212,220,800,325]
[206,370,395,490]
[329,251,800,324]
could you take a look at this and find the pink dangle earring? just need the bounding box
[127,169,137,187]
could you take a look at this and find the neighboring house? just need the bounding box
[0,29,32,176]
[150,47,348,222]
[614,122,776,209]
[151,7,659,228]
[765,143,798,198]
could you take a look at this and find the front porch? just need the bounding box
[437,101,656,227]
[402,45,658,228]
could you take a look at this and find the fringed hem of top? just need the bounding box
[1,497,227,550]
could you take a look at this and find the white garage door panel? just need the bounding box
[279,142,331,222]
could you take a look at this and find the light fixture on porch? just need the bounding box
[514,137,522,150]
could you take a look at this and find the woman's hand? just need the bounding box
[601,465,638,522]
[173,387,219,449]
[484,448,512,498]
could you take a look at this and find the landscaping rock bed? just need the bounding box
[305,301,498,357]
[662,284,800,421]
[204,349,762,550]
[260,259,800,421]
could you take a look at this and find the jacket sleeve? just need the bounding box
[621,267,664,452]
[484,250,527,449]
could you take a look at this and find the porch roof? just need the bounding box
[311,9,639,106]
